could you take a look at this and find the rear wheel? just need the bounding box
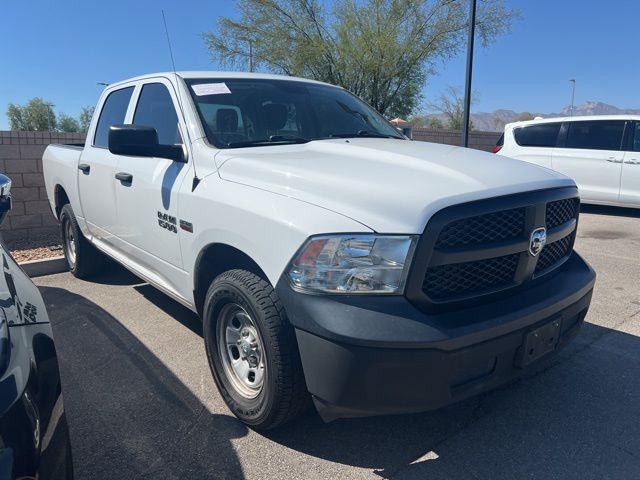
[59,204,104,278]
[203,269,309,430]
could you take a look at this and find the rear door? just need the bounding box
[112,79,191,294]
[621,121,640,206]
[78,86,134,242]
[551,120,625,203]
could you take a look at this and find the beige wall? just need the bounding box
[0,131,86,246]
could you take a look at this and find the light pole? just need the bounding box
[44,102,55,131]
[462,0,477,148]
[569,79,576,117]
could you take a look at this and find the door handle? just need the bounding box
[626,158,640,165]
[115,172,133,183]
[606,158,623,163]
[78,163,91,173]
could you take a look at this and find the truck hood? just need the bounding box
[216,138,574,233]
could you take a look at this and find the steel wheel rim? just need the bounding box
[64,219,76,267]
[217,303,265,399]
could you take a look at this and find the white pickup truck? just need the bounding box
[43,71,595,429]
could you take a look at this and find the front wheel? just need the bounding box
[203,270,309,430]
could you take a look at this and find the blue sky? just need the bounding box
[0,0,637,129]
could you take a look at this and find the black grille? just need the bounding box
[416,188,580,307]
[535,236,572,274]
[546,198,579,230]
[435,207,525,248]
[423,254,519,300]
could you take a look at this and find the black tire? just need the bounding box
[59,204,104,278]
[203,269,310,430]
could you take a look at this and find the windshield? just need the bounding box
[185,78,405,148]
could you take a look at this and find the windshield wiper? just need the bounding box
[225,135,311,148]
[328,130,401,139]
[268,134,310,143]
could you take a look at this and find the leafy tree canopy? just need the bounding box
[6,99,94,133]
[203,0,517,118]
[79,106,95,133]
[7,98,56,131]
[57,113,80,133]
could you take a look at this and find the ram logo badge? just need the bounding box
[529,227,547,257]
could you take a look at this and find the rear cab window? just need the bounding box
[513,123,561,147]
[93,87,135,148]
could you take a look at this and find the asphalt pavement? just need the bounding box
[34,204,640,480]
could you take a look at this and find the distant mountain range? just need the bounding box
[422,101,640,132]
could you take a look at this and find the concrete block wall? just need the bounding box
[0,128,499,247]
[0,131,86,246]
[412,127,502,151]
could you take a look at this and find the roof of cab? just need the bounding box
[506,114,640,130]
[106,71,337,89]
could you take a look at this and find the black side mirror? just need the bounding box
[0,175,12,226]
[108,125,184,162]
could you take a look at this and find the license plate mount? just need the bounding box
[516,318,562,368]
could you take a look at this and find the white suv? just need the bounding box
[497,116,640,208]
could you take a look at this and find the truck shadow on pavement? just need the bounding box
[40,267,640,480]
[39,285,248,480]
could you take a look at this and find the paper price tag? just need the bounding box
[192,83,232,96]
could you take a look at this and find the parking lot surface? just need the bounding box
[34,205,640,480]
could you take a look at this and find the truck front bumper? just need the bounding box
[276,252,595,421]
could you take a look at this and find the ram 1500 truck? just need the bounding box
[43,72,596,429]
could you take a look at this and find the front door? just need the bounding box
[78,86,134,243]
[112,79,191,295]
[552,120,625,203]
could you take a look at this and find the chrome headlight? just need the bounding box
[287,235,417,294]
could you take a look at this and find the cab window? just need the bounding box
[93,86,134,148]
[133,83,182,146]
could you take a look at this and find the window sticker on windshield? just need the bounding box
[192,83,232,96]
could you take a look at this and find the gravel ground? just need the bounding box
[6,232,63,262]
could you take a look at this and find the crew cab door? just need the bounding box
[621,121,640,206]
[78,86,134,242]
[112,79,191,294]
[551,120,625,203]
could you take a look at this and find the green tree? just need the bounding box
[57,113,80,133]
[79,106,95,133]
[203,0,517,118]
[6,97,56,131]
[427,116,445,129]
[407,115,426,127]
[427,86,476,130]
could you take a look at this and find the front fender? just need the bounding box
[179,175,371,291]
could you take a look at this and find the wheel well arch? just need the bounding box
[193,243,268,317]
[53,184,70,219]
